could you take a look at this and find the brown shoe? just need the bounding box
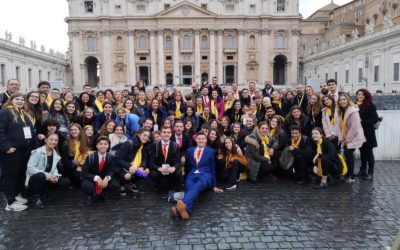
[170,207,178,219]
[177,200,189,220]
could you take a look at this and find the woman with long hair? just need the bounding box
[168,90,186,119]
[210,89,224,121]
[104,89,115,103]
[161,90,170,110]
[310,127,342,189]
[181,104,200,132]
[269,115,288,169]
[25,133,70,208]
[135,91,148,113]
[84,125,96,150]
[62,91,75,104]
[44,98,70,138]
[306,93,323,129]
[198,106,216,128]
[109,125,127,153]
[282,90,294,116]
[93,91,106,113]
[217,137,248,189]
[355,89,379,181]
[335,93,366,183]
[24,91,43,139]
[136,80,146,92]
[79,107,96,128]
[321,95,338,144]
[114,90,124,108]
[284,105,312,137]
[184,119,196,138]
[207,128,222,151]
[0,93,35,211]
[220,116,231,136]
[226,99,243,124]
[270,90,285,117]
[144,99,167,130]
[231,122,246,151]
[60,123,91,186]
[64,101,80,124]
[77,92,93,112]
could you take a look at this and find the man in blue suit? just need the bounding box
[170,132,223,220]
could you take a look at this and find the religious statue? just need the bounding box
[49,49,54,55]
[351,28,359,39]
[384,13,394,28]
[365,22,374,35]
[19,36,25,46]
[41,45,45,52]
[30,40,37,49]
[4,31,12,41]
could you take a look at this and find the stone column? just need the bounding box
[217,30,224,84]
[237,29,245,84]
[173,30,180,85]
[149,30,157,85]
[127,30,136,85]
[209,29,216,79]
[260,28,270,84]
[158,30,165,85]
[71,31,83,89]
[290,29,299,85]
[194,29,201,83]
[102,30,112,86]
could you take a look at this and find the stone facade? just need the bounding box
[0,34,69,91]
[66,0,301,89]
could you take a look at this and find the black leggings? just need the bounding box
[343,147,355,178]
[0,149,30,205]
[320,155,341,177]
[222,160,245,185]
[28,173,70,196]
[359,145,375,175]
[293,154,309,182]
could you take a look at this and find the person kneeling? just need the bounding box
[170,133,223,220]
[81,136,119,205]
[311,128,343,189]
[25,133,70,209]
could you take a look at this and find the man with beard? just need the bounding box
[240,88,251,107]
[190,82,201,101]
[319,82,329,97]
[292,84,308,113]
[208,77,223,98]
[262,80,275,97]
[0,79,20,108]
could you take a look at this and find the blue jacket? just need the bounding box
[115,113,140,139]
[185,147,216,189]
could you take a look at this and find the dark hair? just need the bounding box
[200,124,211,131]
[83,84,91,89]
[222,137,239,155]
[312,127,324,137]
[161,126,172,132]
[356,88,373,112]
[37,81,50,88]
[48,98,65,116]
[102,101,113,108]
[174,120,184,127]
[327,79,337,85]
[197,132,207,138]
[96,90,105,97]
[99,120,116,136]
[96,135,110,145]
[289,125,301,132]
[25,91,42,121]
[44,118,60,129]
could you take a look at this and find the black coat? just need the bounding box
[359,103,379,148]
[149,140,181,171]
[94,112,117,132]
[284,114,313,138]
[310,138,340,167]
[284,135,312,163]
[115,136,150,174]
[208,85,223,98]
[82,152,116,181]
[172,133,192,153]
[0,109,35,153]
[292,94,308,113]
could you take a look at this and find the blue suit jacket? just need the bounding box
[185,147,216,189]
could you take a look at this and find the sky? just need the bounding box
[0,0,352,54]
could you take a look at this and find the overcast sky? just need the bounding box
[0,0,352,53]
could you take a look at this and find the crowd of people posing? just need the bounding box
[0,77,380,220]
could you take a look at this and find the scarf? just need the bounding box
[26,112,36,126]
[138,99,146,106]
[201,113,210,122]
[357,101,363,107]
[211,100,219,119]
[233,91,240,99]
[326,107,334,125]
[196,105,203,114]
[272,99,282,109]
[291,135,302,149]
[152,111,158,123]
[224,100,233,111]
[270,128,276,137]
[73,140,88,167]
[316,139,323,177]
[175,102,182,119]
[131,145,143,168]
[46,95,53,107]
[260,134,270,160]
[95,99,104,113]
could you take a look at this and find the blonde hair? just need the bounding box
[2,92,25,123]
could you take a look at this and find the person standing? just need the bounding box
[170,133,223,220]
[355,89,379,181]
[0,79,20,108]
[0,93,35,211]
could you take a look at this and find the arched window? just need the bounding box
[165,36,172,50]
[139,35,147,49]
[87,36,95,51]
[226,34,234,49]
[116,36,123,49]
[276,34,284,49]
[201,35,208,49]
[249,35,255,48]
[183,34,191,49]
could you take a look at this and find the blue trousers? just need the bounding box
[182,173,211,214]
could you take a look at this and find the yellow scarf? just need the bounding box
[357,101,363,106]
[196,105,203,114]
[252,109,257,116]
[260,134,270,160]
[316,139,323,177]
[326,107,334,125]
[46,95,53,107]
[233,91,240,99]
[131,145,143,168]
[26,113,36,126]
[270,128,276,137]
[73,140,89,167]
[13,108,27,125]
[152,111,158,123]
[291,135,302,149]
[125,108,131,114]
[95,99,104,112]
[211,100,219,119]
[138,100,146,106]
[201,113,210,122]
[175,102,182,119]
[272,99,282,109]
[224,100,233,111]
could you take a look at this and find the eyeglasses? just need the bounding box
[30,96,40,99]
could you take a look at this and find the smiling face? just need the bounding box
[232,124,241,134]
[125,99,133,109]
[97,92,105,101]
[66,103,76,114]
[139,131,150,144]
[7,80,20,94]
[28,93,40,105]
[323,96,333,107]
[312,129,322,142]
[356,91,365,102]
[270,118,278,129]
[259,124,269,136]
[338,95,349,108]
[309,94,319,105]
[224,138,233,150]
[12,96,25,109]
[70,125,80,139]
[85,127,94,137]
[45,134,59,149]
[292,108,301,119]
[106,122,116,133]
[53,100,62,111]
[196,134,207,147]
[85,109,94,118]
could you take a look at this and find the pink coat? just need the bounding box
[211,100,225,121]
[334,105,366,149]
[321,108,337,138]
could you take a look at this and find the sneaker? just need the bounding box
[313,182,328,189]
[15,194,28,205]
[119,186,127,196]
[354,171,367,177]
[364,174,373,181]
[225,184,237,190]
[125,182,139,193]
[33,196,45,209]
[5,201,28,211]
[345,177,355,183]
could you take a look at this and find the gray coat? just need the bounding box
[25,146,61,186]
[245,131,273,181]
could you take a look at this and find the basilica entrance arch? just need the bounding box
[273,54,287,85]
[84,56,99,87]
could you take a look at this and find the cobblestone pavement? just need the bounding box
[0,161,399,249]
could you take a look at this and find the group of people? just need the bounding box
[0,77,380,220]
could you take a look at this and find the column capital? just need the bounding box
[217,29,224,35]
[172,29,180,35]
[158,30,164,35]
[291,29,301,36]
[194,29,201,35]
[100,30,111,36]
[208,29,215,35]
[260,28,271,35]
[237,29,245,35]
[149,30,156,36]
[127,30,136,36]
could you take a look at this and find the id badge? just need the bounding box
[194,169,200,174]
[23,127,32,139]
[153,124,159,131]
